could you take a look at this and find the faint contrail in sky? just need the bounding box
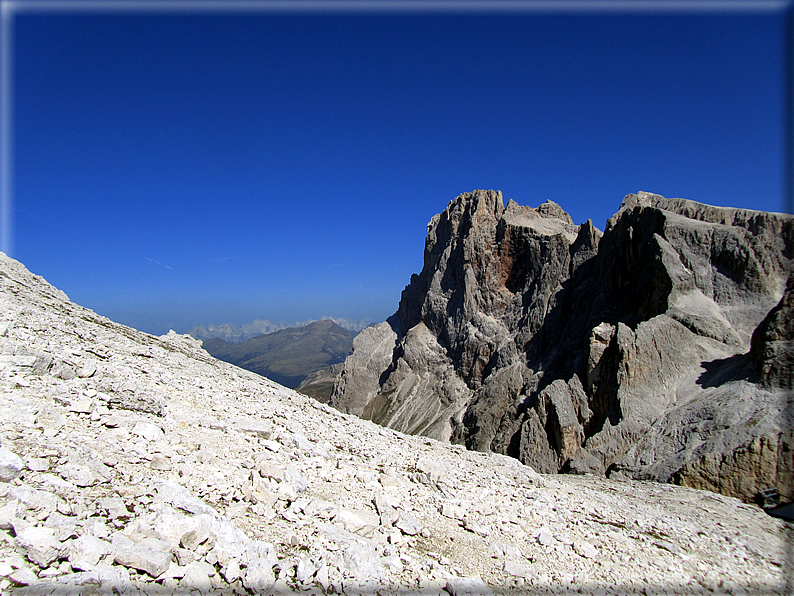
[210,256,242,265]
[144,256,173,270]
[0,0,790,259]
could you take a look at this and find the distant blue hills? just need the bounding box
[188,317,368,343]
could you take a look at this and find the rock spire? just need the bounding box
[330,190,794,503]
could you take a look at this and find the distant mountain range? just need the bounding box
[200,319,357,389]
[189,317,368,343]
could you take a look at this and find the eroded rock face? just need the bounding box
[751,272,794,390]
[330,190,793,502]
[330,322,398,414]
[331,190,586,443]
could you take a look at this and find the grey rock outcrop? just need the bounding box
[330,190,793,502]
[328,322,398,413]
[296,362,345,403]
[751,272,794,389]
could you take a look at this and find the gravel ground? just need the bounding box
[0,251,790,595]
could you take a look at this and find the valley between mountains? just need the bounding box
[0,190,790,595]
[201,321,356,391]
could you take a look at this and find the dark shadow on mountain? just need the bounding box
[696,352,757,388]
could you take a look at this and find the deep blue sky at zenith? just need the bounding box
[6,1,790,336]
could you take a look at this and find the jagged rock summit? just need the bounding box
[0,248,789,593]
[330,190,793,504]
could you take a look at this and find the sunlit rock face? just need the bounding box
[331,189,793,502]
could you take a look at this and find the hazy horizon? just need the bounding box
[6,1,789,336]
[188,315,371,339]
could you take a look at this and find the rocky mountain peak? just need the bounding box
[331,190,793,504]
[393,191,582,379]
[535,199,574,225]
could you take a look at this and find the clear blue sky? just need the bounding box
[6,1,790,335]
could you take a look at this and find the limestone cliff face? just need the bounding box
[330,190,793,502]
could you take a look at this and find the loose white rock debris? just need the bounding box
[0,251,789,595]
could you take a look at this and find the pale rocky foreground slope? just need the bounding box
[0,252,789,595]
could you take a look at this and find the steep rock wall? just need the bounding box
[330,190,793,501]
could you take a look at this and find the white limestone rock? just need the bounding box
[446,576,494,596]
[536,529,554,546]
[132,421,164,442]
[231,416,272,438]
[334,508,377,533]
[180,559,214,591]
[26,458,49,472]
[463,519,491,537]
[394,512,422,536]
[572,539,597,559]
[42,512,79,542]
[57,463,96,487]
[489,541,521,559]
[14,524,66,568]
[112,536,172,578]
[8,485,65,517]
[68,534,113,571]
[296,556,320,583]
[284,464,307,494]
[439,502,466,520]
[242,556,276,592]
[8,566,38,586]
[221,558,241,583]
[342,539,384,582]
[258,461,285,483]
[153,479,218,517]
[0,500,26,530]
[55,565,132,591]
[502,559,531,578]
[0,446,24,482]
[99,497,130,520]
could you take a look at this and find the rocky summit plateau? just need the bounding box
[330,190,794,507]
[0,203,790,594]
